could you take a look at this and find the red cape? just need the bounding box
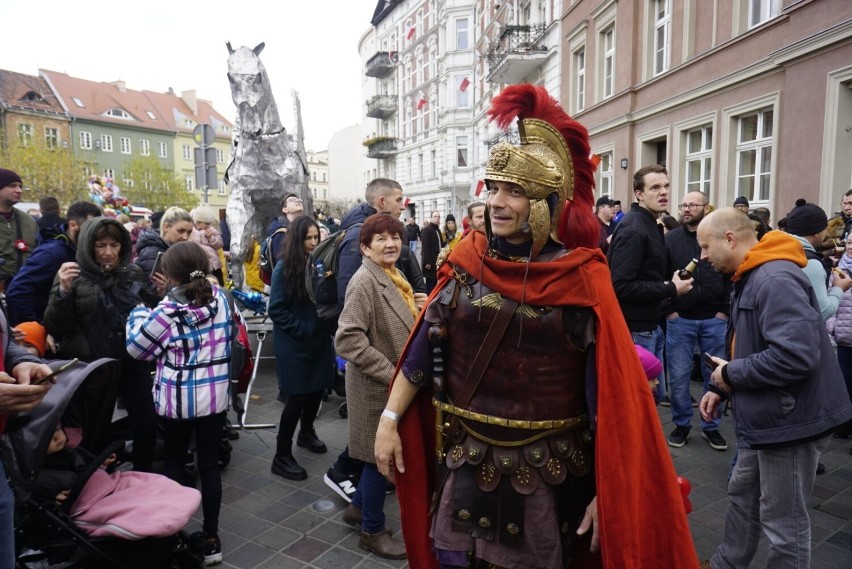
[392,232,699,568]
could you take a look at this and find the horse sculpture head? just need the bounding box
[226,42,281,136]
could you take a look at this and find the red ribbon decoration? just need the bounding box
[14,239,28,252]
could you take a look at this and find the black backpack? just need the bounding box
[79,270,143,359]
[305,225,361,324]
[259,227,287,285]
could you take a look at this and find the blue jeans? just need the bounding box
[632,326,666,402]
[409,241,418,255]
[711,442,819,569]
[351,463,386,534]
[666,316,727,431]
[0,460,15,569]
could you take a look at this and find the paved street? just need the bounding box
[206,333,852,568]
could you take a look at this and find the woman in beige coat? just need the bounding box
[335,213,426,560]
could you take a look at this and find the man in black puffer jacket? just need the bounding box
[607,164,692,403]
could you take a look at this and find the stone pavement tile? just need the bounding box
[308,520,355,546]
[312,546,365,568]
[231,491,283,515]
[282,536,328,563]
[222,484,251,505]
[689,498,729,532]
[253,553,312,568]
[812,542,852,569]
[232,471,280,493]
[827,530,852,553]
[355,558,410,569]
[229,514,276,540]
[255,501,299,524]
[226,541,275,568]
[255,525,302,552]
[279,488,325,510]
[218,528,249,559]
[282,510,327,534]
[686,482,728,512]
[813,482,842,501]
[817,487,852,521]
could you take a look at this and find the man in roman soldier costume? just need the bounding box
[374,85,699,569]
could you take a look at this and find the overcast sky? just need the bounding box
[0,0,378,150]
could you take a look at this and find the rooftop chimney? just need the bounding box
[111,80,126,93]
[181,90,197,114]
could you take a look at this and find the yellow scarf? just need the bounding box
[383,266,418,317]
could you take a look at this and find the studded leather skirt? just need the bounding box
[432,426,596,569]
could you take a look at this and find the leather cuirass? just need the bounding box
[444,274,588,444]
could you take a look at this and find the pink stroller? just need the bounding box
[1,358,203,568]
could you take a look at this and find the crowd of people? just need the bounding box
[2,79,852,569]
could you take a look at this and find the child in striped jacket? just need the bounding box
[126,240,232,566]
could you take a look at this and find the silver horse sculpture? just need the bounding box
[225,41,310,290]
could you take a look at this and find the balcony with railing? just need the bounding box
[365,95,398,119]
[363,136,400,159]
[486,130,521,148]
[486,25,549,84]
[365,51,397,78]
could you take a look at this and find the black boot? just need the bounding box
[297,428,327,454]
[271,439,307,480]
[296,392,327,454]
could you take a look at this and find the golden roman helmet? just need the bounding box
[484,117,575,260]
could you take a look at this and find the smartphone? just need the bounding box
[150,251,164,279]
[704,352,719,371]
[33,358,80,386]
[833,268,848,279]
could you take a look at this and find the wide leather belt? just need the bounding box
[433,399,588,431]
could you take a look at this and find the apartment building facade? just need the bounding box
[562,0,852,220]
[360,0,563,223]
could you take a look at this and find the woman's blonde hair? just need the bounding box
[160,207,193,238]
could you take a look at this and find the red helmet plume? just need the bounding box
[486,84,599,251]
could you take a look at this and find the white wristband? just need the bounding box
[381,409,401,422]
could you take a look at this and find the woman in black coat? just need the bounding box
[267,216,335,480]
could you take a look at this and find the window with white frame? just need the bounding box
[685,125,712,195]
[456,18,469,50]
[431,149,437,177]
[601,26,615,99]
[218,179,226,195]
[103,168,114,179]
[574,49,586,113]
[599,153,613,197]
[405,62,414,93]
[182,144,191,160]
[120,137,131,154]
[455,76,470,108]
[101,134,113,152]
[419,153,424,180]
[323,188,327,200]
[123,179,134,188]
[429,0,436,28]
[17,124,33,146]
[140,139,150,156]
[217,149,225,163]
[749,0,781,28]
[736,109,773,203]
[44,127,58,149]
[653,0,671,76]
[457,136,469,167]
[80,131,92,150]
[185,176,193,191]
[158,141,168,158]
[429,47,437,80]
[407,157,413,179]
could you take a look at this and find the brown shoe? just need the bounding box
[359,529,406,559]
[341,504,361,527]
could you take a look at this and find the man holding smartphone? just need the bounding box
[697,208,852,569]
